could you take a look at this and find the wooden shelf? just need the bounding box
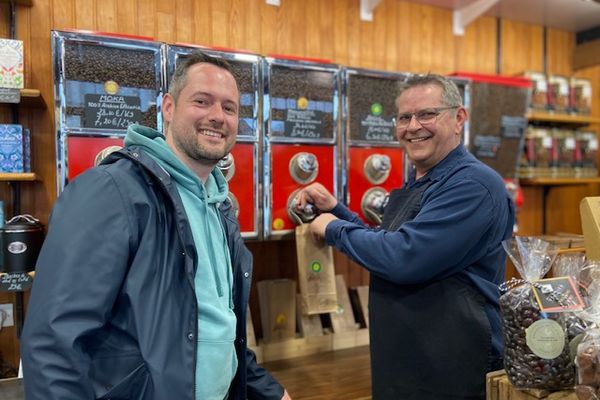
[0,173,37,181]
[19,88,45,108]
[519,177,600,186]
[527,112,600,126]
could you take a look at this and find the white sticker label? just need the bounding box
[542,136,553,148]
[565,137,576,150]
[526,319,565,359]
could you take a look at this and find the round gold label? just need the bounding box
[297,97,309,110]
[104,80,120,95]
[525,319,565,359]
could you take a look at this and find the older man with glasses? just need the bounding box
[295,74,515,400]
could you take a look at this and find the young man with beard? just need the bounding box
[295,74,515,400]
[21,52,291,400]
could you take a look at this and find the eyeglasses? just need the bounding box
[393,106,459,129]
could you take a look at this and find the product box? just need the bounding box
[0,124,24,173]
[0,39,24,89]
[23,128,31,172]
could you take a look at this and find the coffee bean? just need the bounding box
[63,41,159,129]
[268,64,335,139]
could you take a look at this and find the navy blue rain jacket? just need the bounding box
[21,146,283,400]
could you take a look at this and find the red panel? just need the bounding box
[66,136,125,181]
[347,146,404,225]
[228,143,257,236]
[270,144,336,234]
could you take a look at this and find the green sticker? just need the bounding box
[371,102,383,116]
[311,261,322,273]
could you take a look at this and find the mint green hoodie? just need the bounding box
[125,124,238,400]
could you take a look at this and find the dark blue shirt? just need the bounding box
[325,144,515,359]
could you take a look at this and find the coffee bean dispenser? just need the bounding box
[342,67,408,226]
[263,55,341,237]
[52,30,164,193]
[167,44,263,238]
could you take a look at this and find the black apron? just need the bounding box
[370,184,492,400]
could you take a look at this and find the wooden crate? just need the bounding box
[486,370,577,400]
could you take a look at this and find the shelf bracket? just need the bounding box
[265,0,280,6]
[453,0,499,36]
[360,0,383,21]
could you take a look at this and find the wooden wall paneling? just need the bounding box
[516,186,543,235]
[51,0,74,31]
[241,0,261,53]
[546,28,574,76]
[371,0,388,71]
[395,1,412,73]
[74,0,95,30]
[382,0,398,72]
[0,3,9,37]
[332,0,349,66]
[575,65,600,119]
[345,0,361,68]
[500,20,543,75]
[316,1,335,62]
[156,0,175,43]
[138,0,157,39]
[546,184,600,235]
[95,0,117,34]
[358,17,375,70]
[434,6,456,75]
[304,0,322,59]
[455,16,497,74]
[156,12,175,43]
[175,0,195,43]
[259,1,277,55]
[227,0,245,51]
[409,2,431,73]
[270,0,305,57]
[116,0,138,37]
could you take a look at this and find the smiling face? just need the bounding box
[395,83,466,179]
[162,62,240,179]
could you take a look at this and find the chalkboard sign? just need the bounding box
[0,272,33,292]
[359,114,396,142]
[84,94,143,129]
[532,276,585,313]
[283,109,326,139]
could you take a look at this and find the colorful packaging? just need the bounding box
[0,124,24,173]
[0,39,24,89]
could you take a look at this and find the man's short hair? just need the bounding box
[396,74,463,108]
[168,51,236,103]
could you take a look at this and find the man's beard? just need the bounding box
[174,128,233,166]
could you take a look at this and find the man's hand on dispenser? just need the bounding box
[294,182,338,213]
[309,213,338,240]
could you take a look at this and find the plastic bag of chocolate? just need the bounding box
[500,236,575,390]
[553,253,592,341]
[575,280,600,399]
